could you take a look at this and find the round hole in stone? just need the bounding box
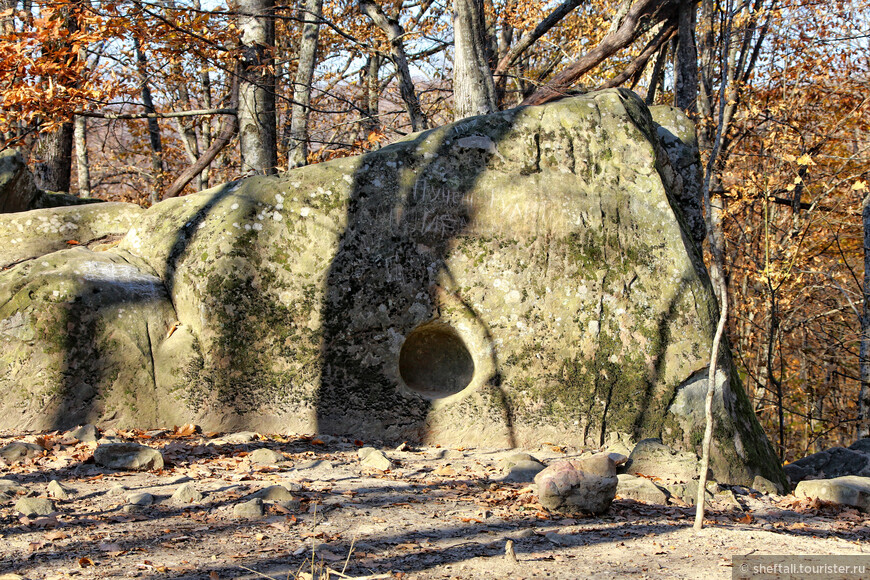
[399,323,475,398]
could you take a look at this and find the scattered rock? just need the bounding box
[127,492,154,506]
[715,489,744,511]
[357,447,377,460]
[223,432,259,444]
[607,453,629,466]
[0,441,44,464]
[170,482,203,505]
[94,442,164,471]
[251,485,301,510]
[360,449,392,471]
[66,424,99,443]
[752,475,782,495]
[47,480,76,500]
[794,476,870,511]
[0,478,25,499]
[234,498,265,519]
[107,484,127,496]
[499,453,546,483]
[295,459,333,471]
[627,438,701,482]
[784,447,870,484]
[15,497,55,517]
[534,453,618,515]
[661,480,716,506]
[615,474,668,504]
[0,573,26,580]
[248,448,287,466]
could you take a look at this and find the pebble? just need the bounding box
[360,450,392,471]
[94,442,164,471]
[127,492,154,506]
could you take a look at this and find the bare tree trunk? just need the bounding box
[287,0,322,169]
[73,115,90,197]
[674,0,697,114]
[34,123,74,192]
[359,54,382,141]
[360,0,428,131]
[453,0,497,119]
[859,193,870,438]
[238,0,278,175]
[133,35,164,201]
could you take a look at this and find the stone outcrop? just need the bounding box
[0,89,785,488]
[0,149,103,213]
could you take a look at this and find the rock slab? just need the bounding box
[794,476,870,511]
[94,443,164,471]
[534,453,617,515]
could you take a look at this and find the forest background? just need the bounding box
[1,0,868,463]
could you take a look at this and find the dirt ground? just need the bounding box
[1,428,868,580]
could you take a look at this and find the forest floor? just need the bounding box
[1,428,869,580]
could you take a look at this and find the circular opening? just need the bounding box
[399,323,475,398]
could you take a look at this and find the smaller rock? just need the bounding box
[607,453,629,466]
[661,480,715,506]
[107,484,127,496]
[47,480,76,500]
[248,448,287,466]
[715,489,744,511]
[0,478,26,499]
[223,431,259,444]
[66,424,99,443]
[848,438,870,454]
[0,573,26,580]
[170,483,203,505]
[501,460,547,483]
[784,447,870,484]
[752,475,782,495]
[94,442,164,471]
[127,492,154,506]
[234,498,265,519]
[251,485,301,510]
[615,474,668,504]
[794,476,870,512]
[627,438,701,482]
[357,447,378,460]
[534,453,617,515]
[15,497,55,517]
[360,449,392,471]
[0,442,44,464]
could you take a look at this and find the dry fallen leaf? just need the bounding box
[78,556,94,568]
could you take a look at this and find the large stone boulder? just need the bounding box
[0,149,103,213]
[0,89,785,488]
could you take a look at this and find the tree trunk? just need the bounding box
[73,115,90,197]
[452,0,497,120]
[34,123,74,192]
[359,54,382,141]
[238,0,278,175]
[859,193,870,438]
[360,0,428,131]
[674,0,697,114]
[133,35,164,201]
[287,0,323,169]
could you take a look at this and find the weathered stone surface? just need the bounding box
[0,149,103,214]
[794,476,870,511]
[127,492,154,506]
[501,459,547,483]
[66,424,99,443]
[752,475,783,495]
[94,442,164,471]
[0,478,26,501]
[360,449,393,471]
[248,448,287,465]
[534,453,617,515]
[47,479,76,500]
[661,480,716,506]
[0,89,784,488]
[627,438,701,482]
[170,482,203,505]
[14,497,55,516]
[849,438,870,454]
[234,498,265,519]
[0,441,43,463]
[784,447,870,485]
[615,473,668,504]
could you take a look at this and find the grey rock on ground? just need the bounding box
[715,489,744,511]
[0,441,44,463]
[794,476,870,512]
[94,442,164,471]
[222,432,259,444]
[66,424,99,443]
[47,480,76,500]
[0,478,25,499]
[15,497,55,517]
[360,449,393,471]
[661,480,716,506]
[534,453,618,515]
[752,475,783,495]
[627,438,701,482]
[234,498,265,519]
[499,453,546,483]
[248,448,287,466]
[170,482,203,505]
[615,473,668,504]
[251,485,301,510]
[127,492,154,506]
[784,447,870,485]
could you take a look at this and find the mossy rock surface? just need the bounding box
[0,89,785,488]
